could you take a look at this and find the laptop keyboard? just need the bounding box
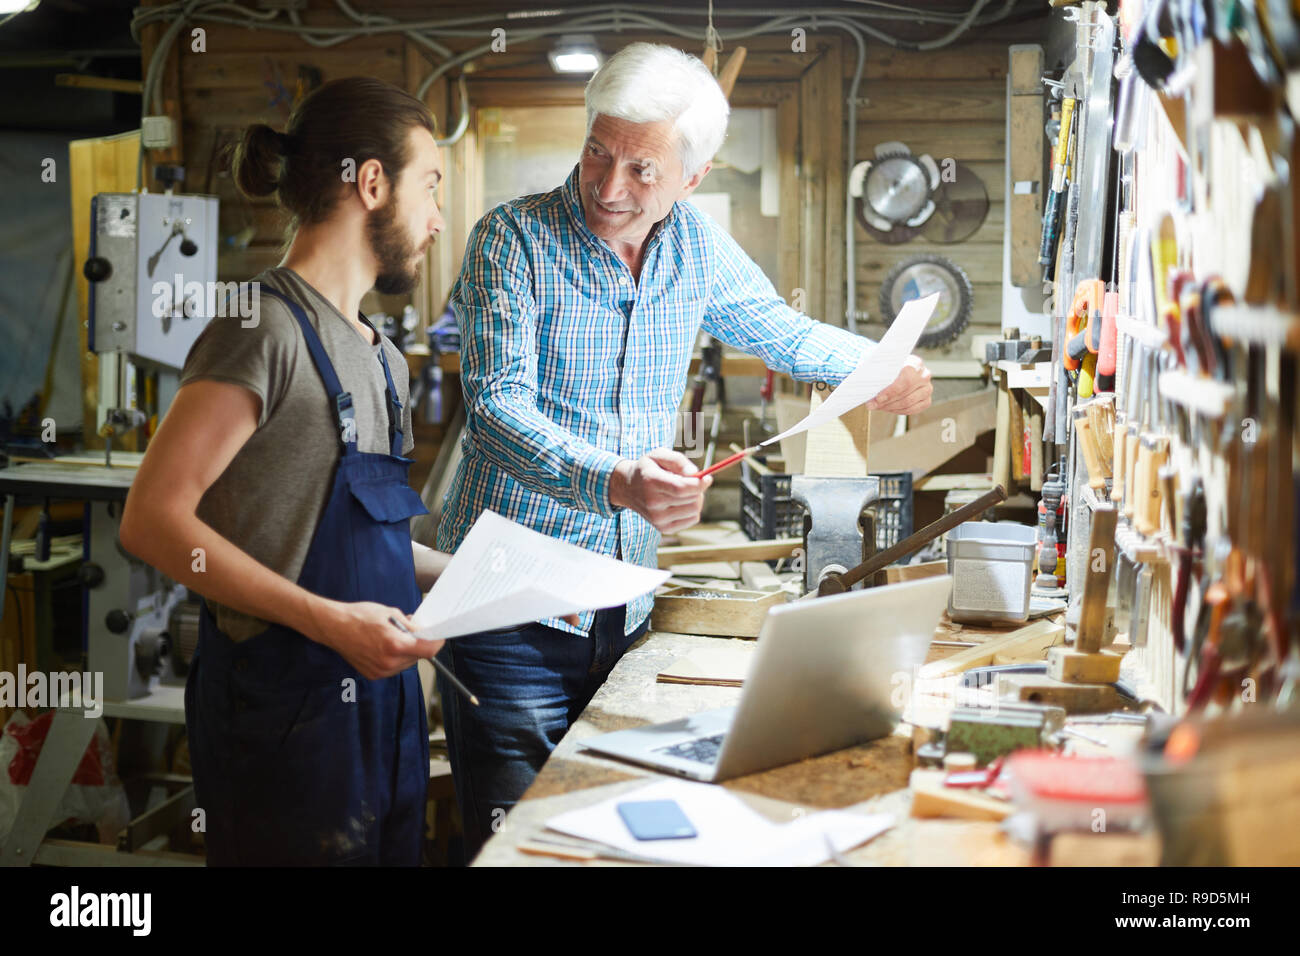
[656,733,726,765]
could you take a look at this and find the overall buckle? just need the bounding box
[335,392,357,446]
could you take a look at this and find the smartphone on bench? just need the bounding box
[616,799,697,841]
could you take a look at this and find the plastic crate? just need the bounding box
[738,461,913,552]
[739,460,802,540]
[870,471,914,552]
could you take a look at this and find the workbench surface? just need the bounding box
[473,628,1032,866]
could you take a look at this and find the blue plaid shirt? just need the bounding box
[437,166,869,636]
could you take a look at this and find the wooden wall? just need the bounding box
[145,2,1047,356]
[849,22,1045,367]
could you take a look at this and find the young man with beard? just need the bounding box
[121,77,448,865]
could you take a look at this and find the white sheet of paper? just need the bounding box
[761,291,940,447]
[410,509,670,639]
[544,778,894,866]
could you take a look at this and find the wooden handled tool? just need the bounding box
[1073,407,1107,491]
[1158,464,1179,540]
[1136,435,1169,537]
[1111,414,1128,506]
[1131,435,1154,533]
[1123,424,1141,521]
[1084,399,1114,477]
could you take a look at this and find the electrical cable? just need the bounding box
[129,1,1025,319]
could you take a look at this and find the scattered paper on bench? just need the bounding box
[761,291,939,447]
[411,509,670,639]
[545,778,894,866]
[656,647,755,687]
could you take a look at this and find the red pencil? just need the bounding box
[695,445,758,480]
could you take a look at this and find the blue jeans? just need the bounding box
[435,605,648,862]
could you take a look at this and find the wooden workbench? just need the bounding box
[473,627,1033,867]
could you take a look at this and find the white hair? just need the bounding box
[584,42,730,179]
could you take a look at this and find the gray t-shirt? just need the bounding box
[179,266,415,640]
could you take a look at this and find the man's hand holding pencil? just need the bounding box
[609,449,712,534]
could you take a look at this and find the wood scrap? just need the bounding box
[657,538,802,568]
[918,619,1065,680]
[803,381,870,477]
[909,769,1015,821]
[740,561,783,590]
[665,562,742,579]
[884,559,948,584]
[869,389,997,479]
[651,586,786,638]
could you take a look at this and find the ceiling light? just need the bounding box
[548,35,602,74]
[0,0,40,13]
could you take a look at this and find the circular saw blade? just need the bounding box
[920,163,990,244]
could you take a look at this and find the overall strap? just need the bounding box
[259,285,357,453]
[373,339,406,458]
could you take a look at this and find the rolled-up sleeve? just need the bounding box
[699,216,869,386]
[453,208,624,516]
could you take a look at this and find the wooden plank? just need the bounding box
[1008,45,1045,287]
[1009,370,1025,483]
[803,381,870,477]
[868,389,996,478]
[775,90,801,306]
[910,769,1015,821]
[855,80,1006,123]
[858,243,1005,284]
[856,120,1006,163]
[991,370,1012,490]
[820,39,845,328]
[918,619,1065,680]
[799,45,831,323]
[997,673,1128,713]
[849,44,1013,81]
[884,559,948,584]
[740,561,784,590]
[914,472,995,492]
[656,538,802,568]
[1046,646,1123,683]
[908,386,999,429]
[1076,504,1119,654]
[181,45,404,90]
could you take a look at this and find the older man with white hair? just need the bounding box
[435,42,932,859]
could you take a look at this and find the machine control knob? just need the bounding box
[78,562,105,588]
[105,609,131,634]
[83,256,112,282]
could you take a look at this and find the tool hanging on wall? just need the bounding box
[1039,94,1076,273]
[878,255,974,349]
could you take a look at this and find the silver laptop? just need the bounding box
[579,575,952,782]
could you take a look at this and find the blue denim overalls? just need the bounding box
[185,286,430,865]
